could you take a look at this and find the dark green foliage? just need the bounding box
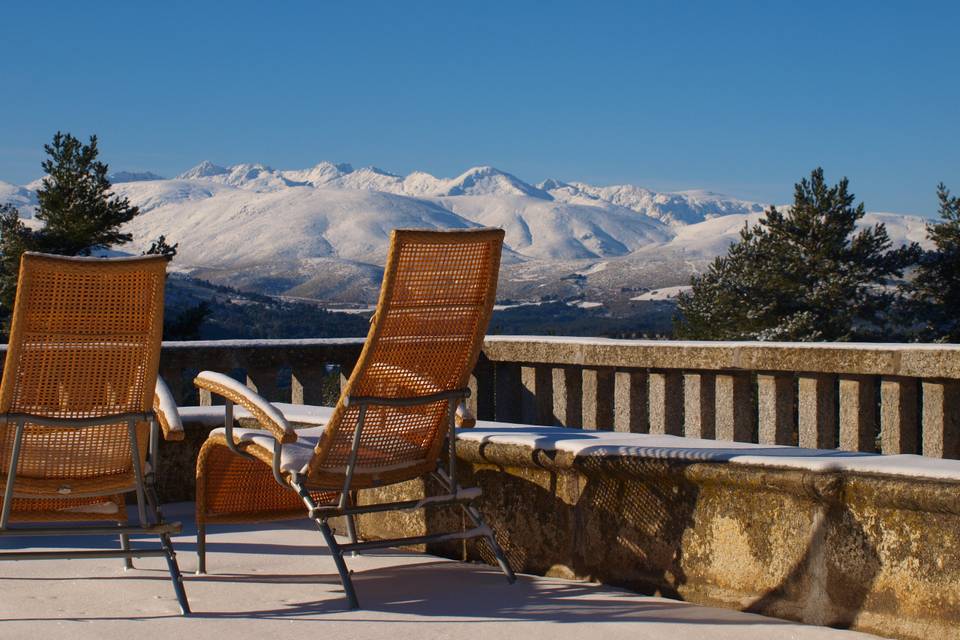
[201,299,369,340]
[675,168,920,341]
[0,203,34,310]
[162,275,672,341]
[32,132,140,255]
[488,301,673,338]
[164,301,211,340]
[910,184,960,342]
[0,132,146,316]
[144,234,178,258]
[163,275,370,340]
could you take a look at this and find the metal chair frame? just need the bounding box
[0,410,190,615]
[194,228,513,609]
[197,387,515,609]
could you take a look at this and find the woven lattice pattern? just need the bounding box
[197,435,335,523]
[308,228,503,486]
[195,229,503,522]
[0,253,167,515]
[4,494,124,522]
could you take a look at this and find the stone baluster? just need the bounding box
[246,365,284,403]
[469,356,496,421]
[921,379,960,459]
[494,362,522,423]
[551,366,583,428]
[159,349,232,406]
[158,359,189,406]
[649,371,683,436]
[683,372,716,439]
[338,359,357,397]
[838,375,876,452]
[880,377,919,454]
[757,373,794,445]
[521,364,554,425]
[614,370,648,433]
[144,339,960,462]
[715,372,753,443]
[582,367,615,431]
[290,363,330,405]
[798,373,837,449]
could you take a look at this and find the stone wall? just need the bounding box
[161,412,960,639]
[353,433,960,640]
[146,337,960,640]
[146,337,960,460]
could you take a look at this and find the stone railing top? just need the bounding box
[1,335,952,379]
[458,422,960,483]
[480,335,960,379]
[142,336,960,380]
[175,395,960,483]
[138,336,960,380]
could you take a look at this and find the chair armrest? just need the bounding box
[154,377,185,442]
[455,401,476,428]
[193,371,296,444]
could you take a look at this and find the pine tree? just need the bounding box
[33,132,139,255]
[0,132,171,317]
[675,168,920,341]
[164,300,211,340]
[0,203,34,310]
[911,183,960,341]
[144,234,178,258]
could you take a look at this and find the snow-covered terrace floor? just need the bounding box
[0,504,882,640]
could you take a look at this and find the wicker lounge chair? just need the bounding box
[0,252,190,615]
[194,227,515,609]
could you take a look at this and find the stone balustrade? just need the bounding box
[356,423,960,640]
[156,338,366,407]
[145,337,960,460]
[26,336,953,639]
[472,337,960,458]
[110,336,960,640]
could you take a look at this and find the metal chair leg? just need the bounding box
[431,469,515,583]
[461,502,516,584]
[159,531,191,615]
[345,513,360,557]
[120,532,134,570]
[196,523,207,575]
[314,518,359,609]
[344,491,359,556]
[145,481,163,525]
[345,514,359,544]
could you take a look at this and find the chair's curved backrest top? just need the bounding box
[307,228,504,485]
[0,252,168,419]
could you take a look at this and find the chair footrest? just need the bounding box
[339,524,492,553]
[0,548,171,561]
[312,488,482,518]
[0,521,182,538]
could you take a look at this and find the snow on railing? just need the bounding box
[39,336,957,459]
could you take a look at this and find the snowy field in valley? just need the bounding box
[0,161,930,306]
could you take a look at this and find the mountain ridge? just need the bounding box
[1,161,927,305]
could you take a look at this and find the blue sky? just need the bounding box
[1,1,957,214]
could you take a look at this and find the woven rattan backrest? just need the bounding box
[306,228,503,483]
[0,253,167,479]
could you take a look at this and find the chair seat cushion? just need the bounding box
[207,404,430,479]
[209,424,326,474]
[180,403,335,428]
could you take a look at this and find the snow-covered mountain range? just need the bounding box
[0,180,37,213]
[0,161,930,304]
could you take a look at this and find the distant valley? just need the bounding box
[0,161,931,337]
